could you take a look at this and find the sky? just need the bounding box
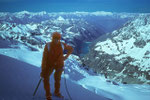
[0,0,150,13]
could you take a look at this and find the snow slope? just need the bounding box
[0,54,110,100]
[0,46,150,100]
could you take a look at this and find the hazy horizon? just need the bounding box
[0,0,150,13]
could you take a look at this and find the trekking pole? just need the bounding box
[33,77,43,96]
[64,66,73,100]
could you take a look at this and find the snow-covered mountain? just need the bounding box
[0,11,150,99]
[0,11,134,25]
[0,17,104,53]
[82,14,150,84]
[0,11,135,55]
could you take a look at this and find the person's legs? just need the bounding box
[43,68,54,99]
[54,68,63,95]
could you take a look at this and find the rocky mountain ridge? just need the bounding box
[82,14,150,84]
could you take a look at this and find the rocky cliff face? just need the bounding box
[82,14,150,84]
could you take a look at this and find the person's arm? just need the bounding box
[41,44,48,75]
[62,43,73,60]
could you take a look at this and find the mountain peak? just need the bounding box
[57,16,65,21]
[16,10,30,15]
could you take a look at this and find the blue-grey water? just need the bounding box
[80,42,92,57]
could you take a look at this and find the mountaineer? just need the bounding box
[40,32,73,100]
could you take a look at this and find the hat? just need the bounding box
[52,32,61,39]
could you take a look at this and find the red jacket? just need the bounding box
[41,41,73,71]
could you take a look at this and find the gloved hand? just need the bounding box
[40,69,45,78]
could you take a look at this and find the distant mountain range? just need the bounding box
[82,14,150,84]
[0,11,136,55]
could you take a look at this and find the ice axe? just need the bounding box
[33,77,43,96]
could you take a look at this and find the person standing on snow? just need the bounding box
[40,32,73,100]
